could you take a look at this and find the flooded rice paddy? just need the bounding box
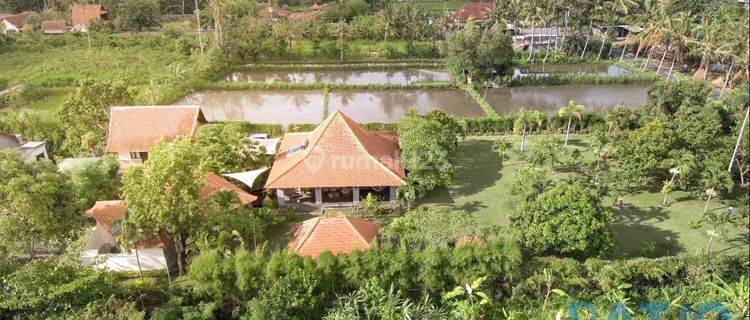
[483,84,650,114]
[512,64,630,77]
[225,68,453,84]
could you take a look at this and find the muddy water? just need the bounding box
[177,90,324,125]
[513,64,630,77]
[484,84,649,114]
[225,68,453,84]
[328,89,484,123]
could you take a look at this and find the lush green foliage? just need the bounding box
[443,22,513,84]
[511,181,615,259]
[194,122,269,173]
[0,152,84,258]
[397,109,458,197]
[382,207,477,249]
[118,0,161,31]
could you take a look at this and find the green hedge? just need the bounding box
[496,73,660,87]
[463,85,499,117]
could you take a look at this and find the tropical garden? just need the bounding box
[0,0,748,319]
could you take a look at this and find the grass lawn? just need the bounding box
[419,135,749,258]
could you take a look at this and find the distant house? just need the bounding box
[41,20,69,34]
[258,2,323,22]
[105,105,206,166]
[452,2,494,24]
[70,4,107,31]
[0,131,48,163]
[265,110,405,210]
[289,212,380,259]
[81,200,167,271]
[0,11,32,34]
[593,25,644,41]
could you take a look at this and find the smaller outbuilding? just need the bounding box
[0,11,32,34]
[200,172,259,206]
[70,4,108,31]
[41,21,70,34]
[289,212,380,259]
[0,131,48,163]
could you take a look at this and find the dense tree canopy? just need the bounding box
[0,152,83,258]
[442,22,514,84]
[119,0,161,31]
[510,181,614,259]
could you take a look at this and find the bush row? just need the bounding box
[459,112,608,135]
[496,73,660,87]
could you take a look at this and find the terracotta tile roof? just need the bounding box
[265,110,405,189]
[86,200,163,248]
[453,2,495,22]
[105,106,206,153]
[289,213,380,259]
[41,21,69,33]
[200,172,258,205]
[70,4,107,27]
[2,11,32,29]
[86,200,128,237]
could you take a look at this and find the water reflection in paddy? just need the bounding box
[512,64,630,77]
[328,89,484,123]
[226,68,453,84]
[177,90,324,125]
[483,84,649,114]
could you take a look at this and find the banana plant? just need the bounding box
[709,275,749,319]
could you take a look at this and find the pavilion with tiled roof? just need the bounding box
[289,212,380,259]
[200,172,258,206]
[265,110,405,209]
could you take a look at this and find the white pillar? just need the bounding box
[352,187,360,203]
[315,188,322,204]
[389,186,397,201]
[275,189,287,207]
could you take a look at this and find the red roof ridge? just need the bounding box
[291,216,321,253]
[263,110,340,187]
[343,216,374,247]
[336,111,406,185]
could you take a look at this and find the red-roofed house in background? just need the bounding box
[452,2,495,24]
[70,3,108,31]
[42,20,70,34]
[105,105,206,167]
[0,131,48,163]
[289,212,380,259]
[265,110,405,210]
[1,11,32,34]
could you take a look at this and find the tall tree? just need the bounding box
[121,137,205,274]
[513,109,545,152]
[558,100,585,149]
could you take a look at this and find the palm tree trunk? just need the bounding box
[721,60,734,95]
[175,234,185,275]
[520,125,527,151]
[703,194,713,213]
[528,18,536,60]
[662,193,669,206]
[564,115,572,148]
[619,43,627,62]
[634,42,643,60]
[642,46,654,71]
[729,107,750,172]
[597,32,607,60]
[667,54,676,80]
[705,231,716,255]
[580,19,593,59]
[657,44,668,74]
[195,0,204,55]
[560,9,569,48]
[135,247,144,283]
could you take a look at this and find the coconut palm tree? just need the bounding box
[700,165,733,213]
[492,138,513,165]
[664,12,694,80]
[694,19,731,81]
[514,109,545,152]
[558,100,585,149]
